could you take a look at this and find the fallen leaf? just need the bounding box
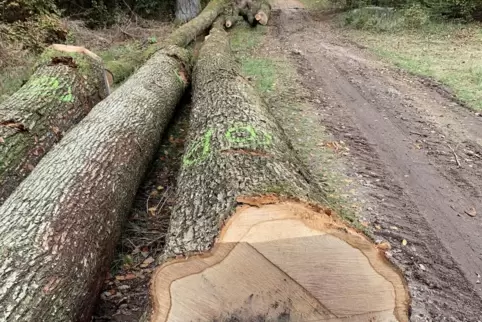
[390,226,399,230]
[140,256,155,268]
[124,273,136,280]
[0,137,4,144]
[465,207,477,217]
[375,225,382,230]
[402,239,408,246]
[115,275,126,281]
[148,207,157,215]
[51,126,61,135]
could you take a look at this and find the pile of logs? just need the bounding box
[0,0,410,321]
[225,0,271,28]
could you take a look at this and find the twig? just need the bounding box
[448,145,461,167]
[145,193,151,213]
[120,28,138,39]
[155,187,171,216]
[409,131,427,137]
[121,0,139,24]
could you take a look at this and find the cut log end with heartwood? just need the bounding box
[150,21,410,322]
[0,44,108,205]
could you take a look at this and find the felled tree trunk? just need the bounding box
[176,0,201,22]
[150,24,410,322]
[224,7,243,28]
[0,45,108,204]
[0,1,226,321]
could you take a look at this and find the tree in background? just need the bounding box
[176,0,201,22]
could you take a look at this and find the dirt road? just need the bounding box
[270,1,482,321]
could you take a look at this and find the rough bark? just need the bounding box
[175,0,201,22]
[151,23,410,322]
[0,45,108,205]
[162,23,321,258]
[0,0,227,319]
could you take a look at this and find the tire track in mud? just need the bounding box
[270,3,482,321]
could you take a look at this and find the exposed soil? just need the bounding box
[269,1,482,321]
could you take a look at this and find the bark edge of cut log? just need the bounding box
[152,198,410,322]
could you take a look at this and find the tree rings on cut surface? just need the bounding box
[151,198,410,322]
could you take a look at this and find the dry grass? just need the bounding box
[345,21,482,110]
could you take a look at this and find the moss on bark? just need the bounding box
[0,50,107,204]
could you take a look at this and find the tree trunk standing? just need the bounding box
[0,46,107,204]
[176,0,201,22]
[0,0,227,319]
[150,24,410,322]
[168,0,227,47]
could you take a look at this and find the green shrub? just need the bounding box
[0,0,59,22]
[401,3,431,28]
[343,7,403,31]
[337,0,482,21]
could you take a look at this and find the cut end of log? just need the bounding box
[49,44,113,93]
[49,44,102,61]
[151,199,410,322]
[255,11,269,25]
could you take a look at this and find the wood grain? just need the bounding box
[151,201,409,322]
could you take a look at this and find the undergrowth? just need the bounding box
[342,4,431,31]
